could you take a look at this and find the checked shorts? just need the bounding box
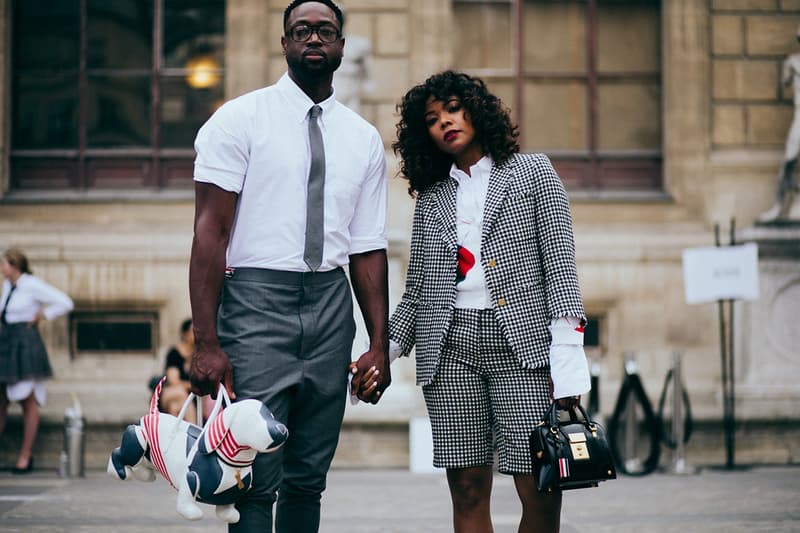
[422,308,551,474]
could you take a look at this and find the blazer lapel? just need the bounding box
[482,157,515,240]
[431,178,458,253]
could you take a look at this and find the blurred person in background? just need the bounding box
[155,317,213,421]
[159,318,196,417]
[0,248,73,474]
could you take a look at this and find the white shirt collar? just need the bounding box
[449,155,493,184]
[276,72,337,125]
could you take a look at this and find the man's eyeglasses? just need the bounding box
[286,24,341,44]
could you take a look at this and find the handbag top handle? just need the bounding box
[546,402,596,430]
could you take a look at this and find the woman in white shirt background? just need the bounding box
[0,248,73,474]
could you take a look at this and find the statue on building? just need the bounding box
[759,27,800,222]
[334,31,376,116]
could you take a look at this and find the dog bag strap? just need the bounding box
[185,384,231,466]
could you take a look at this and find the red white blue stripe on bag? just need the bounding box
[142,377,175,488]
[205,413,250,467]
[559,457,570,479]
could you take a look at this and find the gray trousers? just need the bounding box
[219,267,355,533]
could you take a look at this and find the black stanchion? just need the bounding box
[657,352,698,475]
[607,354,661,476]
[714,220,737,469]
[588,357,601,417]
[657,362,693,451]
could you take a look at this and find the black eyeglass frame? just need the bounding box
[285,24,342,44]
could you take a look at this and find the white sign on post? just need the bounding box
[682,243,759,304]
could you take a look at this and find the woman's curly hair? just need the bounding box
[392,70,519,196]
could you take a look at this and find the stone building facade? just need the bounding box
[0,0,798,467]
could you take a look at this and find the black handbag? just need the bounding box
[530,401,617,492]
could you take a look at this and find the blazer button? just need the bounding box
[497,298,506,307]
[488,259,497,268]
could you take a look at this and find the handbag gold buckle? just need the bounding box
[567,432,590,460]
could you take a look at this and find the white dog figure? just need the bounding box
[107,379,288,523]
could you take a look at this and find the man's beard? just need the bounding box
[287,53,343,79]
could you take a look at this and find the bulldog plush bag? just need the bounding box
[108,379,288,523]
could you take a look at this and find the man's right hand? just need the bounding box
[351,347,391,404]
[190,344,235,399]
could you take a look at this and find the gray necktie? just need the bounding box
[304,105,325,271]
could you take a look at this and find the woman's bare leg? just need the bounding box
[17,393,39,469]
[513,474,561,533]
[0,389,8,436]
[446,466,494,533]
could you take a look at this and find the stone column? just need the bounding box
[662,0,710,217]
[346,0,455,425]
[226,0,272,99]
[408,0,452,83]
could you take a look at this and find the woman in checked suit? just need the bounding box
[388,71,591,532]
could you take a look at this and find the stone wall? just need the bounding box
[0,203,196,424]
[1,1,799,470]
[708,0,800,224]
[711,1,798,148]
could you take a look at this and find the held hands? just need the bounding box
[349,347,391,404]
[349,363,379,403]
[189,344,236,400]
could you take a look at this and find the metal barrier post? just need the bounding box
[623,352,643,473]
[60,395,85,478]
[668,352,697,475]
[588,356,601,417]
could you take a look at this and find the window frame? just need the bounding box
[9,0,225,192]
[454,0,663,191]
[69,308,160,358]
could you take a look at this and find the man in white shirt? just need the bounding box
[188,1,390,531]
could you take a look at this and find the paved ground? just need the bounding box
[0,465,798,532]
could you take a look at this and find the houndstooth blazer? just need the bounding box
[389,153,585,386]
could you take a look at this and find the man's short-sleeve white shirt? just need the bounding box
[194,72,388,271]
